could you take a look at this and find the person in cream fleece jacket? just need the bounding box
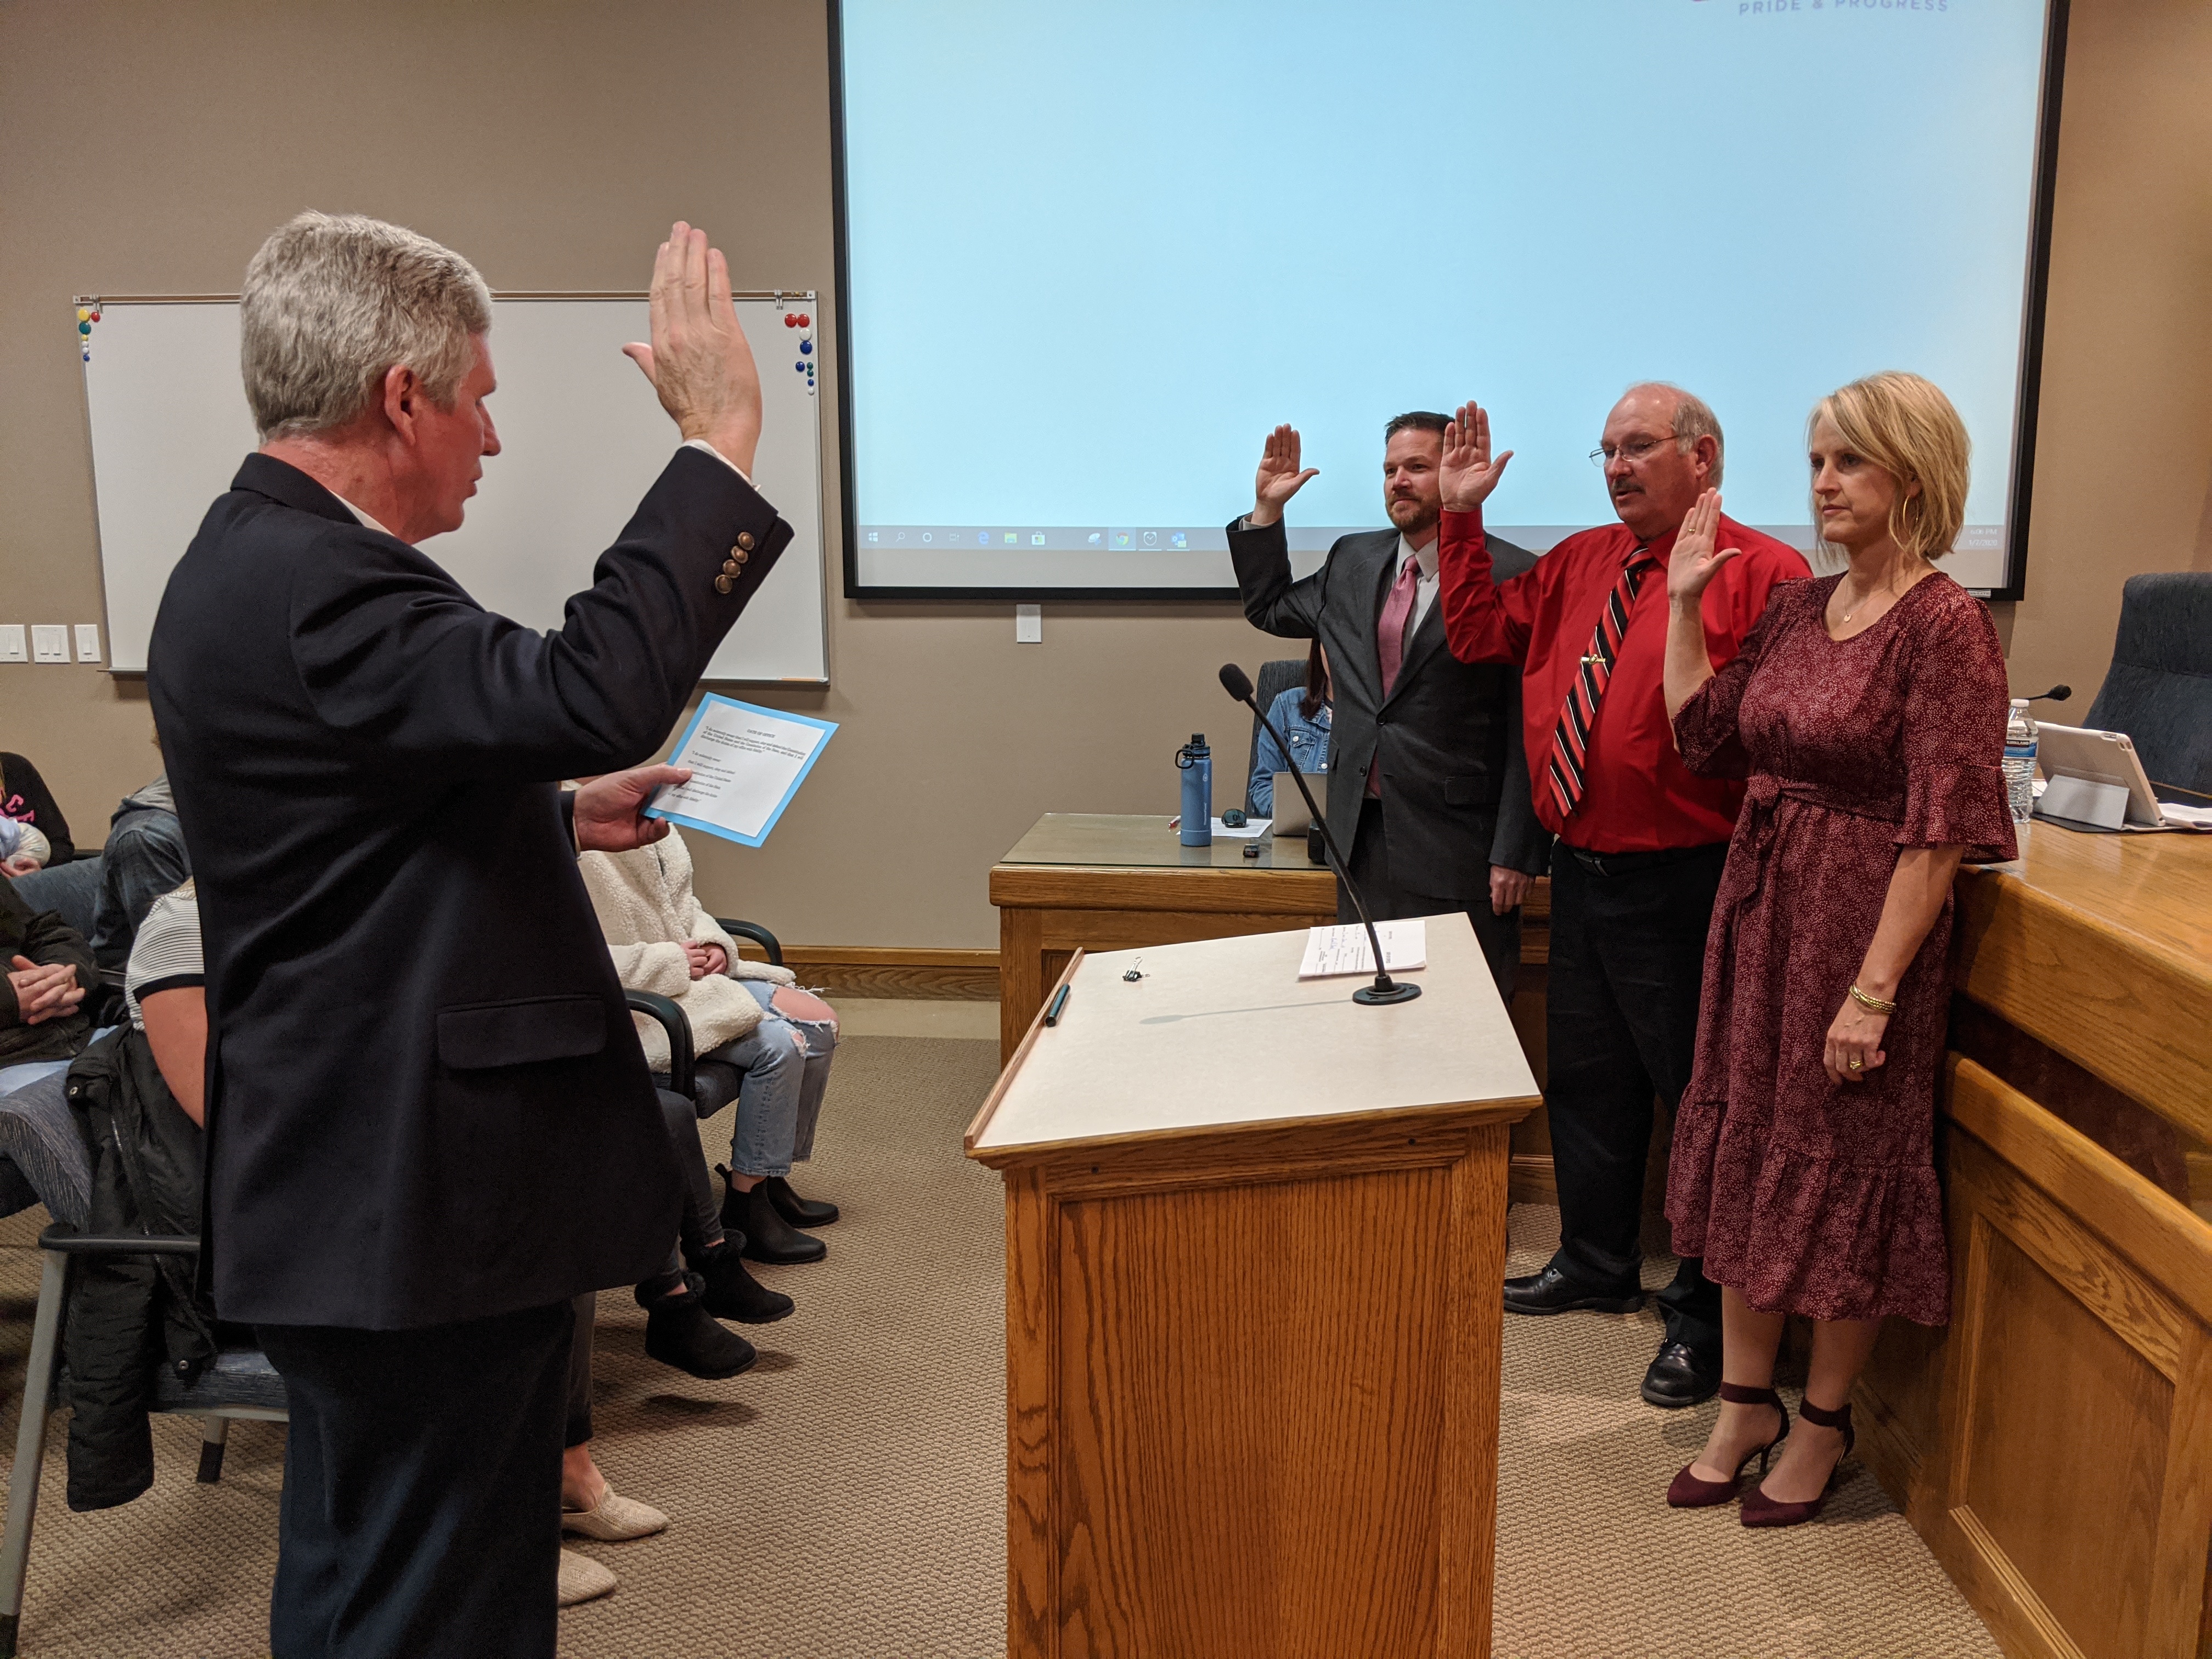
[578,826,843,1297]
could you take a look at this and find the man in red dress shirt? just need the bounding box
[1434,384,1811,1407]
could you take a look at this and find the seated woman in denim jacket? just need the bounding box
[1249,640,1333,816]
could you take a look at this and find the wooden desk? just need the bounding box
[967,917,1540,1658]
[990,820,1556,1201]
[1858,826,2212,1659]
[989,815,1339,1059]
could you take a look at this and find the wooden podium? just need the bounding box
[966,915,1540,1659]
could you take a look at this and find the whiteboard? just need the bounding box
[79,295,828,680]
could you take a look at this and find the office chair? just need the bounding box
[2082,571,2212,797]
[0,1228,285,1658]
[625,917,781,1108]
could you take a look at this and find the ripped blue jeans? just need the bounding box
[648,981,840,1291]
[701,978,837,1177]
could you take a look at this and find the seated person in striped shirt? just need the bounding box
[122,883,674,1595]
[1248,641,1333,817]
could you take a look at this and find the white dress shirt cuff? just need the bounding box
[683,437,753,487]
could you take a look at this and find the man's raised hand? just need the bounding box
[622,222,765,477]
[1665,490,1740,607]
[1249,425,1319,528]
[1440,402,1513,512]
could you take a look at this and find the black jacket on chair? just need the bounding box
[146,449,789,1329]
[61,1026,214,1511]
[1227,517,1549,903]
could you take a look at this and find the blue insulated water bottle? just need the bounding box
[1177,734,1212,846]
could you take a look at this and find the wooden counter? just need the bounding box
[1862,825,2212,1659]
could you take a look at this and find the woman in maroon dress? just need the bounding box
[1656,372,2015,1527]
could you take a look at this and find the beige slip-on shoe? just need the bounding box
[562,1485,670,1542]
[558,1548,618,1607]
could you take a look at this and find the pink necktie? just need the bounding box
[1369,555,1421,797]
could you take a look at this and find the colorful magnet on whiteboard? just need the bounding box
[795,314,810,328]
[79,320,92,335]
[799,341,811,355]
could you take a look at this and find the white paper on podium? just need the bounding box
[1298,918,1426,979]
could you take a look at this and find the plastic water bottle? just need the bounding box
[1177,734,1212,847]
[2003,698,2036,848]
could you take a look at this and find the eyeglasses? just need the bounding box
[1588,435,1681,469]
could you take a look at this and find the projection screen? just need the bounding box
[833,0,2067,600]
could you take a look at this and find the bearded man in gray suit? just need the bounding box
[1225,413,1549,994]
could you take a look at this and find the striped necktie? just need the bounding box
[1545,545,1656,822]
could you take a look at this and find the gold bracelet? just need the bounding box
[1848,984,1898,1015]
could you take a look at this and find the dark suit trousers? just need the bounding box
[1344,798,1521,999]
[1543,842,1725,1352]
[258,1300,574,1659]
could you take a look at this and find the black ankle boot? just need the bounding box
[689,1237,794,1324]
[738,1182,828,1264]
[718,1167,828,1263]
[640,1277,757,1379]
[763,1174,839,1228]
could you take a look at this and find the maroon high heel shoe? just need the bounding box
[1740,1397,1854,1527]
[1666,1383,1790,1508]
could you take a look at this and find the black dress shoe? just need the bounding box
[642,1287,757,1380]
[688,1237,794,1324]
[736,1183,827,1265]
[1503,1263,1646,1317]
[1640,1338,1722,1409]
[764,1174,839,1228]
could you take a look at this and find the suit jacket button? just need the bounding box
[714,574,735,595]
[736,532,757,552]
[723,558,741,574]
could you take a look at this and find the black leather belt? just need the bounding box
[1560,842,1727,878]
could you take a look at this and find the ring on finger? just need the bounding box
[1847,1057,1864,1071]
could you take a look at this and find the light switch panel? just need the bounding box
[74,623,101,663]
[30,625,69,663]
[1015,603,1042,644]
[0,626,24,663]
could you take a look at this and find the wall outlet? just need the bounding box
[30,625,69,663]
[0,625,23,663]
[1015,603,1042,644]
[75,623,101,662]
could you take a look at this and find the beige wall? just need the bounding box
[4,0,2208,950]
[2004,0,2212,702]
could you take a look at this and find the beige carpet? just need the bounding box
[0,1034,1998,1658]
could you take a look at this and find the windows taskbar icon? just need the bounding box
[863,527,1208,551]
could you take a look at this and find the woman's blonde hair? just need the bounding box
[1810,371,1970,561]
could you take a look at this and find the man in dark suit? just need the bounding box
[148,212,784,1659]
[1227,413,1550,992]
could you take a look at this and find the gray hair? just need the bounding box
[1625,381,1725,487]
[240,211,493,441]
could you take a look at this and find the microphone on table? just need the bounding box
[2021,684,2071,704]
[1218,663,1419,1007]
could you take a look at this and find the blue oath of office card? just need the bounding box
[641,693,838,849]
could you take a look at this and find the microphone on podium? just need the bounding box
[1218,663,1419,1007]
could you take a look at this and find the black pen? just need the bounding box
[1044,984,1071,1027]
